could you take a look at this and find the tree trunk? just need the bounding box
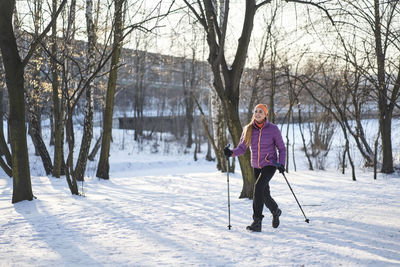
[373,0,393,173]
[96,0,124,180]
[268,61,276,123]
[51,0,63,178]
[291,112,297,171]
[194,95,219,163]
[380,113,393,173]
[88,133,102,161]
[210,89,227,172]
[182,59,194,148]
[49,106,55,146]
[374,130,380,180]
[285,110,291,172]
[225,101,254,198]
[0,79,12,167]
[184,52,197,148]
[185,93,194,149]
[65,106,79,195]
[74,0,96,181]
[206,140,213,161]
[345,138,356,181]
[27,106,53,175]
[186,110,194,148]
[133,47,146,140]
[0,0,33,203]
[0,85,12,176]
[57,0,77,183]
[193,129,198,161]
[298,104,313,170]
[74,86,93,181]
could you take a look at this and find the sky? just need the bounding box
[14,0,332,68]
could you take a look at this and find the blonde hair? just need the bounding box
[243,116,256,146]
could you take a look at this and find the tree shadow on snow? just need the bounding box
[280,214,400,265]
[13,200,102,266]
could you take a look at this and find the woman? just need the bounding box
[224,104,286,232]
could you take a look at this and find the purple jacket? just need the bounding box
[232,121,286,169]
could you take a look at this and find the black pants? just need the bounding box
[253,166,278,219]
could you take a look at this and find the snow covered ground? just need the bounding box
[1,120,400,266]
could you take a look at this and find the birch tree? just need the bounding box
[73,0,98,182]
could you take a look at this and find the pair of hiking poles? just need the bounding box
[225,153,309,230]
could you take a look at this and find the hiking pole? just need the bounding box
[273,162,310,223]
[225,145,232,230]
[226,156,232,230]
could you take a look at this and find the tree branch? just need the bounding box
[285,0,335,25]
[183,0,208,29]
[22,0,67,67]
[255,0,272,10]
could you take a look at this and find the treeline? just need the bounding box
[0,0,399,203]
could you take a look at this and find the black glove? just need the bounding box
[276,163,285,173]
[224,145,233,158]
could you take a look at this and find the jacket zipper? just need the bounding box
[257,128,262,168]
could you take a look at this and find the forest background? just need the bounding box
[0,0,399,204]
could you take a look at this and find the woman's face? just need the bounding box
[254,108,266,123]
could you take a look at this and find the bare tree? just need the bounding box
[183,0,330,197]
[52,0,112,192]
[132,37,149,141]
[51,0,64,178]
[331,0,400,173]
[309,107,336,170]
[73,0,98,182]
[0,0,66,203]
[96,0,126,180]
[183,0,262,197]
[25,0,53,175]
[297,102,314,170]
[63,0,79,194]
[59,0,128,191]
[181,52,198,148]
[97,0,175,179]
[298,59,357,180]
[282,56,307,172]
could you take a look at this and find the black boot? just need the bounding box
[272,208,282,228]
[246,215,263,232]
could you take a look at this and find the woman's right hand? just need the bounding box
[224,145,233,158]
